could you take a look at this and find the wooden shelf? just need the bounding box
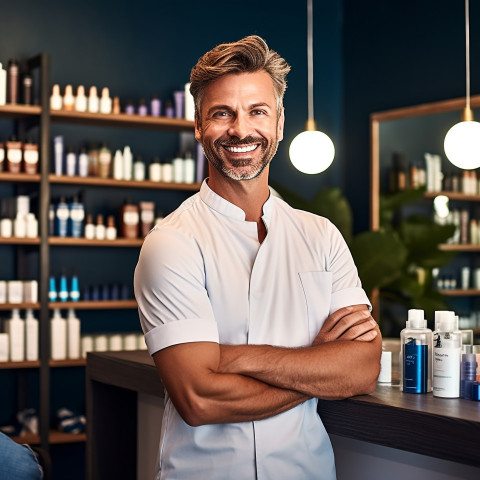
[0,104,42,119]
[49,300,137,309]
[0,302,40,310]
[50,358,86,367]
[424,191,480,202]
[49,174,201,190]
[0,236,41,245]
[49,236,144,247]
[438,244,480,252]
[11,430,86,445]
[0,172,41,182]
[439,289,480,296]
[50,109,194,132]
[0,360,41,369]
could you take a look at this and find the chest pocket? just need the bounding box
[299,271,332,343]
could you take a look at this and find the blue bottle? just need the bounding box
[55,196,69,237]
[400,309,433,393]
[68,194,85,238]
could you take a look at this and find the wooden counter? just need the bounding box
[86,350,480,479]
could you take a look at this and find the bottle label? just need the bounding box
[0,149,4,162]
[7,148,21,163]
[433,347,461,397]
[141,210,154,223]
[403,342,428,393]
[56,206,69,220]
[124,211,139,225]
[70,208,85,222]
[24,150,39,164]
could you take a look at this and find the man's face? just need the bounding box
[195,71,284,181]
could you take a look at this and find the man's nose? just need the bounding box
[227,114,250,139]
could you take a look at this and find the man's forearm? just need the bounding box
[219,332,382,400]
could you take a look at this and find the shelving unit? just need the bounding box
[0,53,199,457]
[370,94,480,333]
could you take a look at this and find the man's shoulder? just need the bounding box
[273,196,332,229]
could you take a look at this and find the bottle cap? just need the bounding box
[434,310,457,332]
[406,309,426,328]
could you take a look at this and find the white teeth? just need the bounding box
[225,145,258,153]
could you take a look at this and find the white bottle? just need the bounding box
[78,148,89,177]
[25,309,39,361]
[25,213,38,238]
[184,151,195,184]
[14,213,26,238]
[433,311,462,398]
[99,87,112,114]
[133,156,145,181]
[123,146,133,181]
[149,158,162,182]
[66,308,81,359]
[6,309,25,361]
[0,62,6,106]
[172,153,184,183]
[88,86,99,113]
[113,149,124,180]
[50,84,63,110]
[0,333,9,361]
[51,309,67,360]
[75,85,87,112]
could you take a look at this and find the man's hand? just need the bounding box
[313,304,377,346]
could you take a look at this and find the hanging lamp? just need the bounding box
[289,0,335,174]
[444,0,480,170]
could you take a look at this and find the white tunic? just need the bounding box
[134,180,370,480]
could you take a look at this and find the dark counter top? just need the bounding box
[87,350,480,468]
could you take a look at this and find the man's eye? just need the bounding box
[213,111,230,117]
[252,110,266,115]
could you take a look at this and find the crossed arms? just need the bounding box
[153,304,382,427]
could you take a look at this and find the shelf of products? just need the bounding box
[49,237,144,247]
[370,94,480,334]
[48,300,137,309]
[0,236,41,245]
[11,430,87,445]
[0,172,41,182]
[0,104,42,119]
[0,302,40,310]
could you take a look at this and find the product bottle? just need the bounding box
[7,58,19,104]
[68,194,85,238]
[6,309,25,361]
[87,142,99,176]
[48,276,57,301]
[389,152,407,192]
[84,214,95,240]
[59,270,69,302]
[139,201,155,237]
[66,309,81,359]
[6,136,22,173]
[122,145,133,180]
[173,90,185,118]
[70,271,80,301]
[98,142,112,179]
[433,311,462,398]
[95,214,106,240]
[0,142,5,171]
[172,152,184,183]
[184,150,195,184]
[400,309,433,393]
[0,62,6,106]
[88,86,99,113]
[22,70,33,105]
[106,215,117,240]
[25,309,39,361]
[55,196,69,237]
[461,348,477,399]
[138,98,148,116]
[164,99,174,118]
[75,85,87,112]
[112,96,121,114]
[14,212,27,238]
[119,199,139,239]
[149,157,162,182]
[133,156,145,181]
[66,146,76,176]
[23,139,39,174]
[78,147,89,177]
[63,84,75,110]
[50,84,63,110]
[99,87,112,114]
[50,309,67,360]
[150,94,161,117]
[125,100,135,114]
[112,149,124,180]
[53,135,64,175]
[25,213,38,238]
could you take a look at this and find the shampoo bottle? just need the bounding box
[433,311,462,398]
[50,309,67,360]
[123,145,133,181]
[0,62,6,106]
[25,309,39,361]
[67,308,81,359]
[400,309,433,393]
[6,309,25,361]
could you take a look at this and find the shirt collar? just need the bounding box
[200,179,275,221]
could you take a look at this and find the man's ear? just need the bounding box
[277,108,285,142]
[195,116,202,142]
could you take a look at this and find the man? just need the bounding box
[134,35,381,479]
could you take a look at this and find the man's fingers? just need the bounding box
[321,304,367,332]
[326,309,373,339]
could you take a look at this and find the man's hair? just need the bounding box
[189,35,291,121]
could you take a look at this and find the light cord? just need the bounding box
[466,0,470,110]
[307,0,314,121]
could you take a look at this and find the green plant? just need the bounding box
[270,182,456,333]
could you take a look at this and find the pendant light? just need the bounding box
[289,0,335,175]
[444,0,480,170]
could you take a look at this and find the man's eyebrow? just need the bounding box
[206,102,272,116]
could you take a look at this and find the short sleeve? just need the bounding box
[326,222,371,314]
[134,226,219,356]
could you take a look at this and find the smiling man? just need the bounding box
[134,35,381,480]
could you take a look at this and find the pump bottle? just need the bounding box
[25,309,39,361]
[400,309,433,393]
[433,311,462,398]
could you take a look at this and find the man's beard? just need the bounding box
[202,134,279,181]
